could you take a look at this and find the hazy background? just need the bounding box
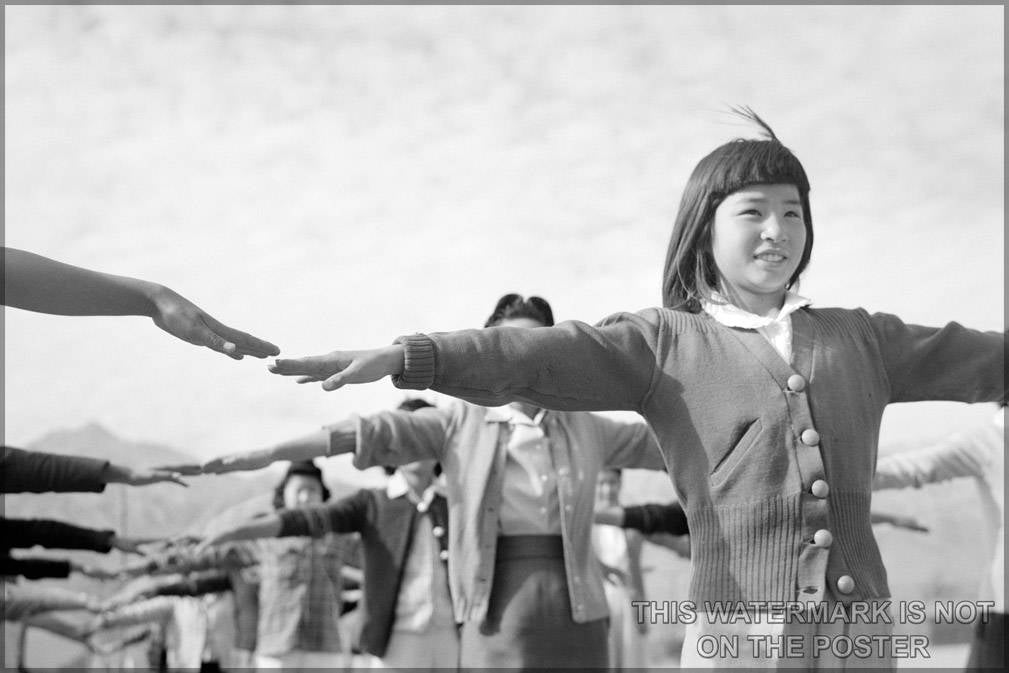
[3,5,1003,668]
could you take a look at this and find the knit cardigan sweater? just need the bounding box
[394,307,1005,605]
[277,489,450,658]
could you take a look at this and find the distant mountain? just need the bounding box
[24,422,199,470]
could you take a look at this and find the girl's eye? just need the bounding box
[785,210,802,219]
[739,209,761,217]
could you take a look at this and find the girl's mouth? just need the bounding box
[754,252,787,263]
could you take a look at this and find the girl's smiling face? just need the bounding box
[710,183,807,315]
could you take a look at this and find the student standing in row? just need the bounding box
[269,111,1005,669]
[186,294,667,669]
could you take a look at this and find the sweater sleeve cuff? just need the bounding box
[89,459,112,493]
[96,529,116,553]
[622,506,647,532]
[325,419,357,457]
[277,509,312,538]
[391,334,436,390]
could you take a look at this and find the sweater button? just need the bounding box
[810,480,829,498]
[786,374,806,392]
[439,550,450,561]
[836,575,855,594]
[800,429,820,446]
[813,529,833,548]
[432,526,445,538]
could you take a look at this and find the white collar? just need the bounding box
[484,404,547,426]
[702,290,811,329]
[386,470,443,506]
[386,471,411,499]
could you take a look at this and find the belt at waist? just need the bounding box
[495,535,564,561]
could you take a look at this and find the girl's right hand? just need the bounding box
[269,345,405,391]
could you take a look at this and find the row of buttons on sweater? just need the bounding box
[789,373,856,597]
[417,501,451,561]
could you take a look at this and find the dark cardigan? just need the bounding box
[278,488,450,658]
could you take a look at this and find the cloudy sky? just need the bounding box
[4,5,1003,462]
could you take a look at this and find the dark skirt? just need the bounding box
[459,535,608,669]
[966,610,1006,670]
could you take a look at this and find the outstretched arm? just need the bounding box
[92,597,175,630]
[270,310,663,413]
[159,429,331,476]
[869,311,1005,405]
[101,463,187,488]
[1,518,116,553]
[594,505,626,527]
[3,584,102,621]
[870,511,929,533]
[23,612,96,646]
[1,446,184,493]
[873,421,999,491]
[3,247,280,359]
[171,405,452,477]
[194,516,283,554]
[120,541,257,577]
[621,502,690,537]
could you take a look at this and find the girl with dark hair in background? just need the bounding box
[185,294,666,669]
[269,111,1005,669]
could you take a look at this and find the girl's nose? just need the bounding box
[760,215,787,242]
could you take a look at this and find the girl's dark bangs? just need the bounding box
[711,141,810,198]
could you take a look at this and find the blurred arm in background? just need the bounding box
[1,446,185,493]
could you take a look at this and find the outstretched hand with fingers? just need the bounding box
[887,515,930,533]
[268,345,404,391]
[201,451,274,474]
[105,465,188,488]
[72,562,120,583]
[193,533,230,557]
[110,535,160,555]
[149,285,280,360]
[151,462,203,476]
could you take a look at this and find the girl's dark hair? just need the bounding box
[661,107,814,311]
[273,460,331,510]
[484,294,554,328]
